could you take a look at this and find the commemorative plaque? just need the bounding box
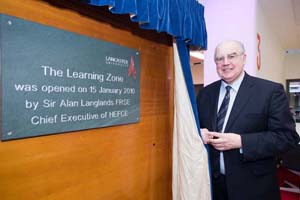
[0,14,140,140]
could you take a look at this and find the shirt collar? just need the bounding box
[221,71,245,92]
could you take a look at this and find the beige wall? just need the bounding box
[257,1,300,86]
[256,1,285,85]
[190,55,204,85]
[256,2,300,134]
[284,54,300,81]
[191,65,204,85]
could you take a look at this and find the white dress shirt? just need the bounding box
[218,71,245,174]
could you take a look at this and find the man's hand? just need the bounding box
[200,128,214,144]
[201,130,242,151]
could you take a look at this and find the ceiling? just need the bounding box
[259,0,300,50]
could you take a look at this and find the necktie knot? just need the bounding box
[225,85,231,93]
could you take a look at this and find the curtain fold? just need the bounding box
[84,0,207,48]
[172,40,211,200]
[176,38,200,131]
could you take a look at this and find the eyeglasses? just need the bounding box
[215,53,244,64]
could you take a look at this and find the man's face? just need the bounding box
[214,42,246,84]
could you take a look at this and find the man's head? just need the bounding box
[214,40,246,84]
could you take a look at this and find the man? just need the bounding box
[197,40,300,200]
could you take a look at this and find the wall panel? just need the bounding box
[0,1,173,199]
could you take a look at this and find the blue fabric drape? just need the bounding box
[175,38,200,132]
[84,0,207,48]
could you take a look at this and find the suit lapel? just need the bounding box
[225,73,255,132]
[211,81,221,131]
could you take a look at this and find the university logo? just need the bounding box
[105,56,129,67]
[128,56,136,79]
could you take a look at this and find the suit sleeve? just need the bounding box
[241,84,300,162]
[197,90,206,129]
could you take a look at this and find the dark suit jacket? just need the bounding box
[197,73,300,200]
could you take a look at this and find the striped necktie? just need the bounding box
[216,86,231,132]
[213,86,231,177]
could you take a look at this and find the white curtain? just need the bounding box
[172,42,211,200]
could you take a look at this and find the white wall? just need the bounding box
[256,2,285,85]
[202,0,257,85]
